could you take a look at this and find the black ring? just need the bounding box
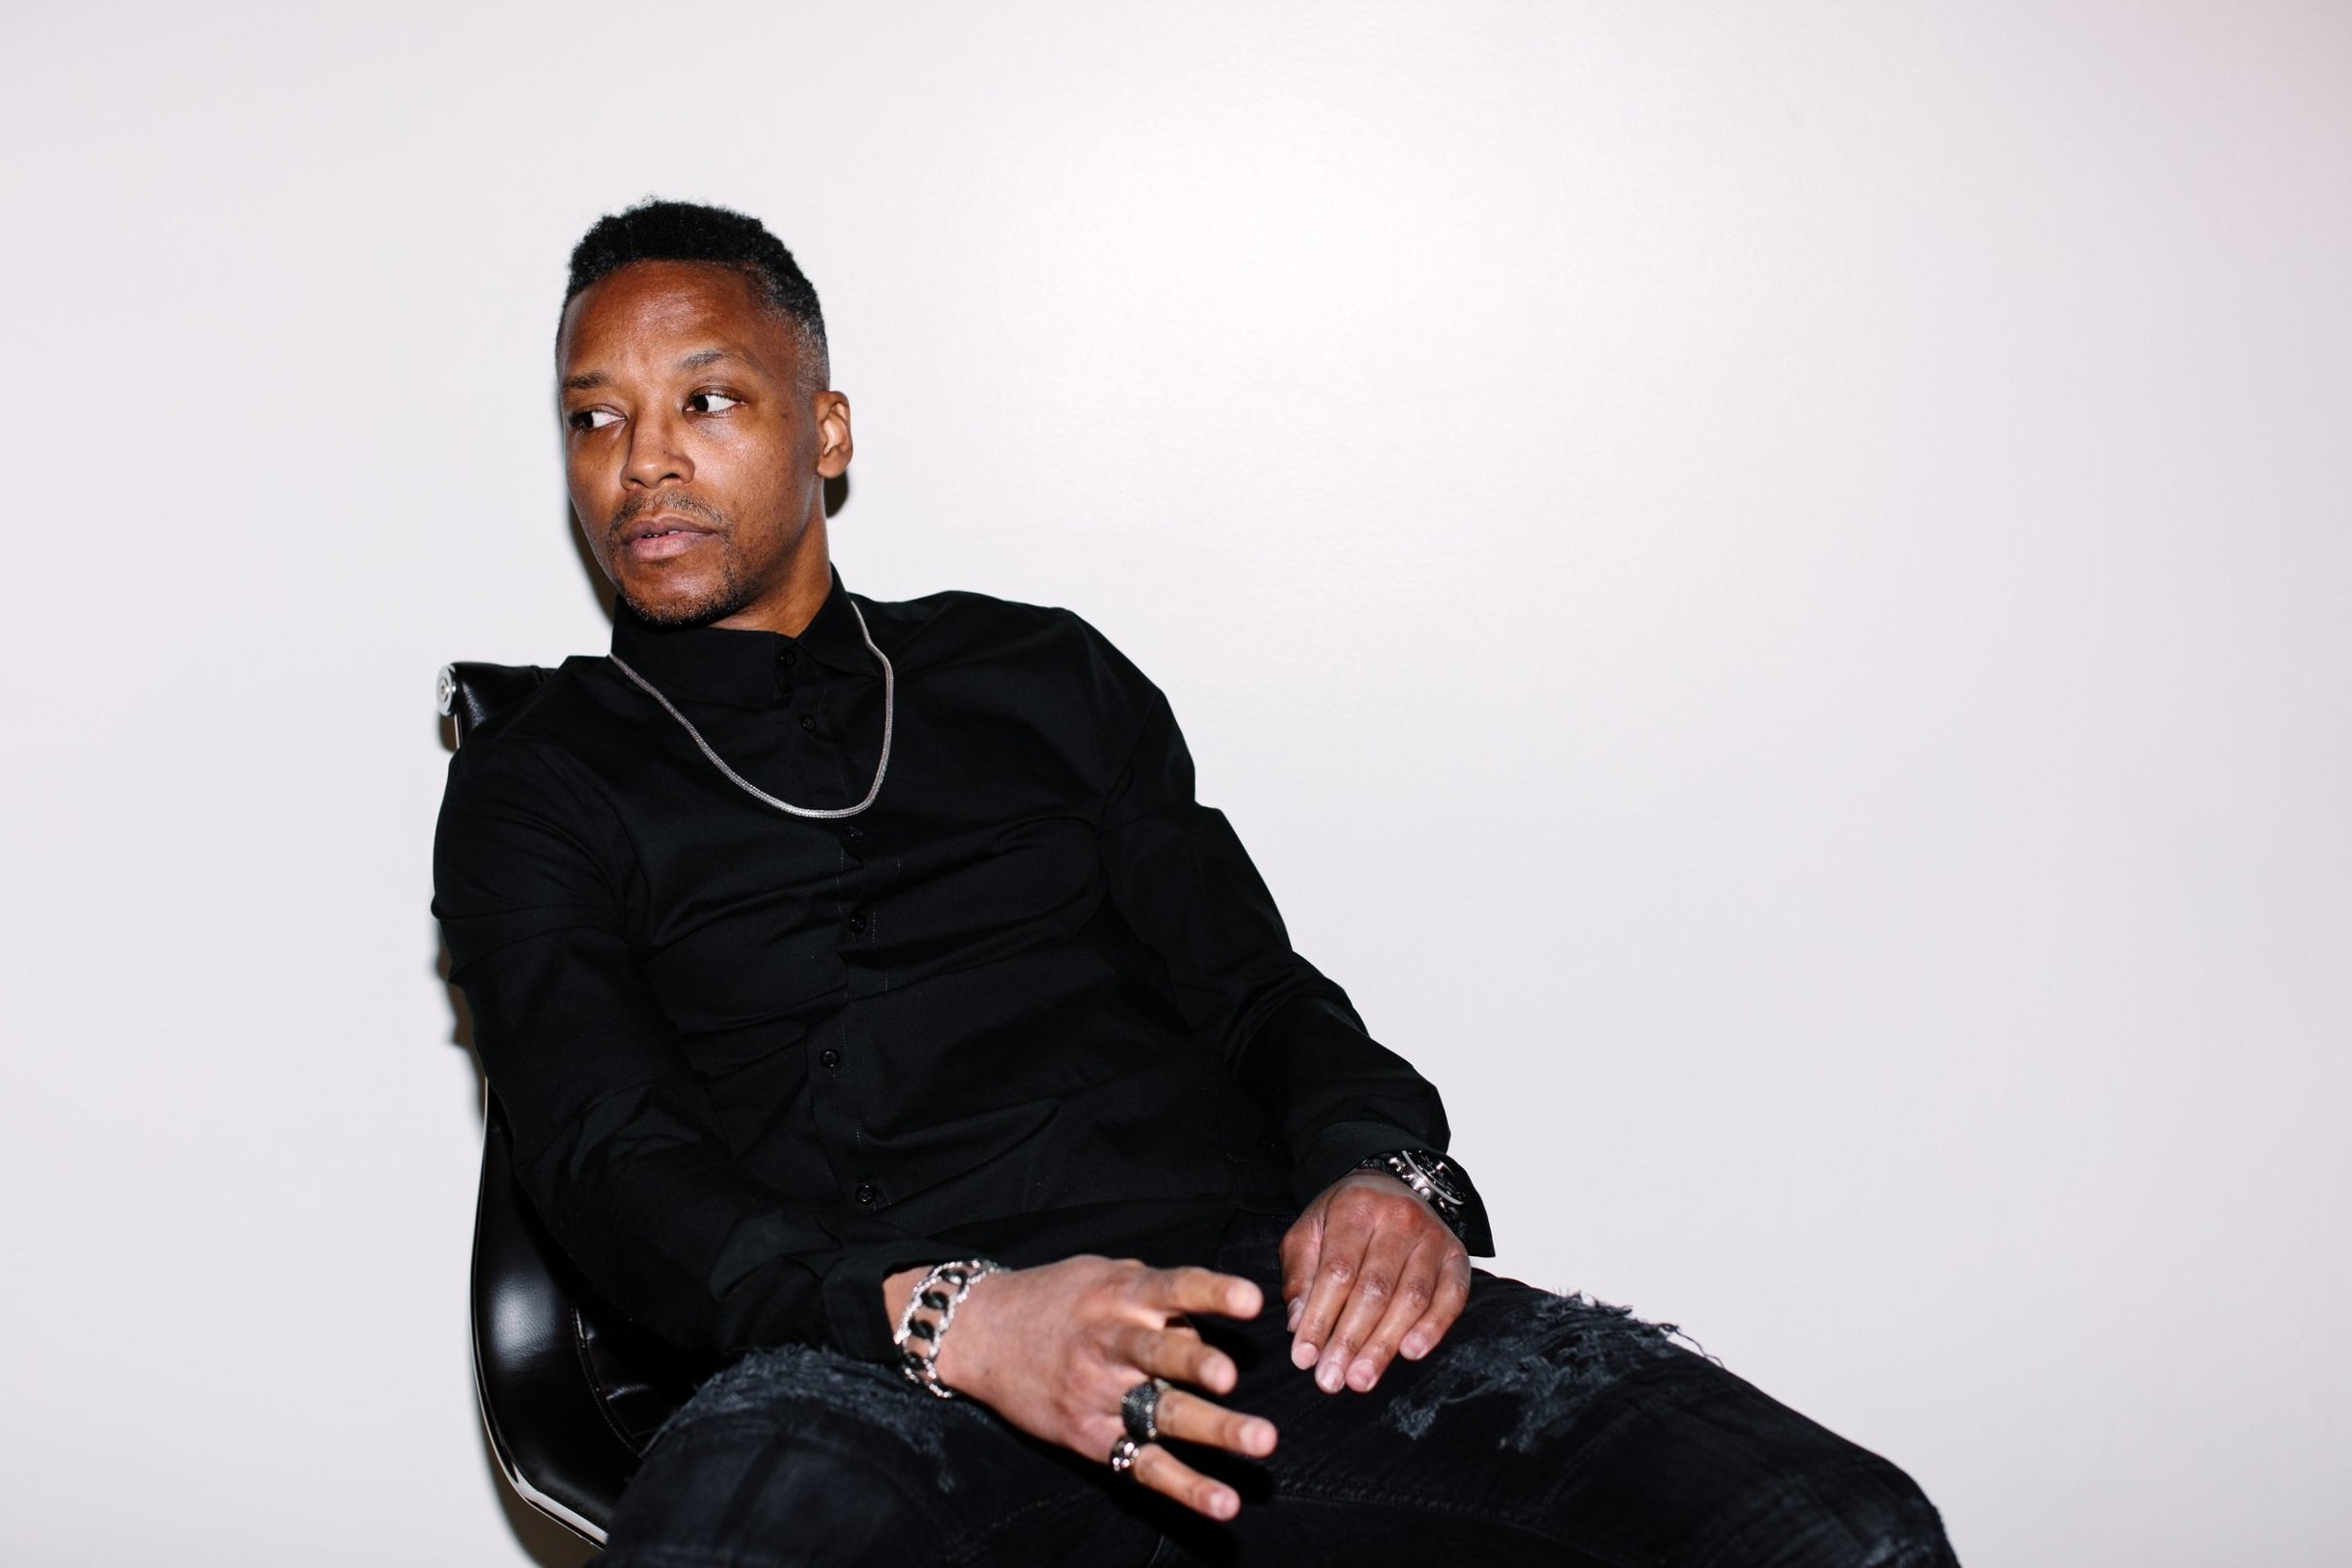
[1120,1377,1169,1444]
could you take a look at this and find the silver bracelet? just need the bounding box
[893,1258,1002,1399]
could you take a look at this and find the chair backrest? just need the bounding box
[442,661,720,1546]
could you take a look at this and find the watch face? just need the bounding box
[1403,1150,1468,1208]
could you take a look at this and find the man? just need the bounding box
[434,199,1956,1565]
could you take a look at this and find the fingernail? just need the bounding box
[1316,1359,1343,1393]
[1401,1333,1428,1360]
[1291,1339,1317,1370]
[1348,1358,1377,1391]
[1285,1298,1303,1330]
[1211,1490,1238,1520]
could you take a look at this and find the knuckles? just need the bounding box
[1333,1185,1426,1227]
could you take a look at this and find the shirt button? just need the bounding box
[819,1048,840,1071]
[854,1181,878,1205]
[844,826,865,841]
[778,648,798,668]
[798,714,817,733]
[847,910,869,935]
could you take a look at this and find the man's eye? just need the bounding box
[569,408,621,432]
[686,391,742,414]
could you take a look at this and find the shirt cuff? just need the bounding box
[821,1240,968,1364]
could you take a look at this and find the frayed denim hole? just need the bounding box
[1386,1291,1688,1453]
[657,1344,981,1490]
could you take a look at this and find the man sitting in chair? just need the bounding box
[434,199,1957,1566]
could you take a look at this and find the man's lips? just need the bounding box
[620,515,717,562]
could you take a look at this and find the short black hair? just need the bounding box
[563,199,829,386]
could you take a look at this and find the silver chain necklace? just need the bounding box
[607,599,894,821]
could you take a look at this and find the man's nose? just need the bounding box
[622,407,693,489]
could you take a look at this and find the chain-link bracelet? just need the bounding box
[894,1258,1002,1399]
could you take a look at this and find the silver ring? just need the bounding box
[1108,1437,1141,1474]
[1120,1377,1170,1444]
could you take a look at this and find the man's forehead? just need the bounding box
[558,261,788,371]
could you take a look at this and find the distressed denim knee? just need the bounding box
[1688,1446,1959,1568]
[1384,1287,1690,1451]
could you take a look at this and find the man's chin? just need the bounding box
[613,574,754,630]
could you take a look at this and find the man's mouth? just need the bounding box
[620,514,718,562]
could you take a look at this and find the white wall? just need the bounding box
[4,4,2345,1563]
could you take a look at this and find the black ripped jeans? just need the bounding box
[601,1215,1958,1567]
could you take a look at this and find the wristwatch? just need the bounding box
[1356,1148,1471,1241]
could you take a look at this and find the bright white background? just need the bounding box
[3,4,2345,1564]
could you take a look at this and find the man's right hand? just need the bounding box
[883,1256,1276,1520]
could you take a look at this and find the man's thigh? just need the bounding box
[602,1230,1957,1568]
[1180,1217,1956,1567]
[600,1345,1164,1568]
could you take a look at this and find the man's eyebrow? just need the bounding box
[561,349,757,395]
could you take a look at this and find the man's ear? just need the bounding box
[814,390,854,478]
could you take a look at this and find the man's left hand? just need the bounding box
[1280,1170,1472,1394]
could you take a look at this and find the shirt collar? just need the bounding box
[608,568,872,708]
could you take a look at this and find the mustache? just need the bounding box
[608,490,728,536]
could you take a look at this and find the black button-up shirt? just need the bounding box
[434,574,1490,1364]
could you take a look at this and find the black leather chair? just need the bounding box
[441,661,720,1546]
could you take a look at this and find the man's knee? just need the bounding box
[1709,1450,1957,1568]
[1839,1457,1956,1568]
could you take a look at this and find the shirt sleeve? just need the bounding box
[1078,625,1496,1253]
[434,727,954,1362]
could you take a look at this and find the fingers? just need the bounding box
[1289,1197,1377,1377]
[1343,1237,1469,1389]
[1288,1178,1470,1391]
[1108,1391,1277,1520]
[1139,1264,1264,1325]
[1081,1384,1274,1523]
[1398,1247,1474,1363]
[1154,1386,1277,1460]
[1314,1222,1415,1392]
[983,1257,1278,1524]
[1115,1321,1236,1397]
[1131,1438,1242,1521]
[1278,1211,1323,1334]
